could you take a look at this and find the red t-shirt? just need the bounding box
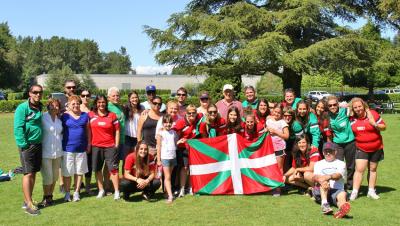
[240,122,265,141]
[88,111,120,147]
[253,109,268,126]
[317,113,332,140]
[292,149,321,168]
[173,114,202,148]
[198,117,227,137]
[124,152,156,178]
[350,110,384,153]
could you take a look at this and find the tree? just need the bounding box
[79,39,102,73]
[80,73,97,91]
[0,23,22,89]
[101,47,132,74]
[46,65,80,92]
[144,0,398,96]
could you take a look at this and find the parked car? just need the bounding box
[0,91,7,101]
[304,91,331,101]
[374,89,400,95]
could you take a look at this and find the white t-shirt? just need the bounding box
[314,159,346,190]
[159,130,178,159]
[265,118,288,151]
[125,112,140,138]
[155,115,181,138]
[41,112,63,159]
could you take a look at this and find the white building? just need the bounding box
[36,74,261,91]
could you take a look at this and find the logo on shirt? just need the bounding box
[98,122,106,126]
[356,126,365,131]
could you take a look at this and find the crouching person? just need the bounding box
[313,142,351,219]
[120,141,161,201]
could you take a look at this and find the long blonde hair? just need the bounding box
[349,97,369,117]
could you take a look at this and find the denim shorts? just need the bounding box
[161,158,177,167]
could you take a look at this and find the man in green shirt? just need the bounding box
[107,87,125,159]
[14,84,43,216]
[242,85,259,110]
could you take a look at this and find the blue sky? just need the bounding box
[0,0,396,74]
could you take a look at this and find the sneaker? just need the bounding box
[272,189,281,197]
[22,202,27,209]
[321,203,333,215]
[178,188,185,198]
[334,202,351,219]
[349,191,358,201]
[38,197,51,208]
[142,192,150,201]
[64,192,71,202]
[73,192,80,202]
[114,191,120,200]
[367,190,380,200]
[96,190,105,199]
[25,203,40,216]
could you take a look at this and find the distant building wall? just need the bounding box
[36,74,261,91]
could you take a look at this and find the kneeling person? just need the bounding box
[121,141,161,200]
[313,142,351,218]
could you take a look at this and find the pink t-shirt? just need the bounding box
[266,118,288,151]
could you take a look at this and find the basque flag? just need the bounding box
[187,133,284,195]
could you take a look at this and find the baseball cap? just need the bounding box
[323,142,337,152]
[145,85,156,92]
[199,91,209,99]
[223,84,234,92]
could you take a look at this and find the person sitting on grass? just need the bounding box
[284,135,320,193]
[121,141,161,201]
[313,142,351,218]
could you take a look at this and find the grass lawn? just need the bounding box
[0,113,399,226]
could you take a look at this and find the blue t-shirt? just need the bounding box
[61,112,89,153]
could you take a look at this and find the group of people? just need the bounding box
[14,81,386,219]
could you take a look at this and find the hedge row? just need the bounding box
[2,94,400,113]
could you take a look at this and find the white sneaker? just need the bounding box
[96,190,105,199]
[178,188,185,198]
[367,190,380,200]
[114,191,120,200]
[349,191,358,201]
[73,192,80,202]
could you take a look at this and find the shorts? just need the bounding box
[41,157,62,185]
[92,146,119,172]
[312,187,347,206]
[19,144,42,174]
[275,149,286,157]
[176,148,189,167]
[161,158,177,167]
[355,149,384,162]
[62,152,88,177]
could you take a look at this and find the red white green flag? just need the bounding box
[187,133,284,195]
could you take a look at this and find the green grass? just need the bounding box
[0,113,399,226]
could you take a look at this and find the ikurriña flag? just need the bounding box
[187,132,284,195]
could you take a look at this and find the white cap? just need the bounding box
[223,84,234,92]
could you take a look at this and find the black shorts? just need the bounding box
[275,149,286,157]
[176,148,189,167]
[92,146,119,172]
[19,144,42,174]
[355,149,384,162]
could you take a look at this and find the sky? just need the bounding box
[0,0,396,75]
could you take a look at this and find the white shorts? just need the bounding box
[62,152,88,177]
[41,157,62,185]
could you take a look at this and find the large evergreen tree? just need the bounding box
[144,0,399,95]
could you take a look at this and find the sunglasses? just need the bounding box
[81,94,90,98]
[323,150,335,155]
[31,90,43,95]
[152,102,162,106]
[66,86,76,89]
[328,103,338,107]
[283,114,292,117]
[200,98,209,101]
[146,91,156,95]
[208,111,217,115]
[177,93,187,97]
[187,112,197,116]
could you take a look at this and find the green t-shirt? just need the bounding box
[292,112,320,147]
[108,102,125,145]
[14,100,43,149]
[291,97,302,110]
[242,99,259,110]
[329,107,354,144]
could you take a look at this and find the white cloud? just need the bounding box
[135,65,174,75]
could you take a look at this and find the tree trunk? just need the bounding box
[281,68,302,97]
